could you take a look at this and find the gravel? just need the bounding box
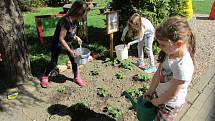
[189,14,215,85]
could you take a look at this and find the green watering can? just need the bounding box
[123,91,158,121]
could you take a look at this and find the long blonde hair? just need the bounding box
[127,13,144,39]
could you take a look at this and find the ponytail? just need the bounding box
[188,31,196,67]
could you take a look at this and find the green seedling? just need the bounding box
[90,69,100,76]
[142,83,150,92]
[115,72,125,79]
[126,88,144,98]
[106,104,122,119]
[73,102,90,110]
[104,58,119,66]
[97,88,109,97]
[137,73,151,82]
[120,60,133,70]
[56,86,66,93]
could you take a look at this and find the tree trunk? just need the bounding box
[0,0,31,84]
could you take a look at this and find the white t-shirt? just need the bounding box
[121,17,155,43]
[141,17,155,37]
[156,51,194,108]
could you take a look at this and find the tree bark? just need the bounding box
[0,0,31,84]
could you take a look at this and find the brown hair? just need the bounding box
[66,0,88,20]
[156,16,196,66]
[127,13,144,39]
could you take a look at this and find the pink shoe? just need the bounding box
[74,77,86,87]
[40,76,49,88]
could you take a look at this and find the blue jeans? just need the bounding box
[137,34,155,66]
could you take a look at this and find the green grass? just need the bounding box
[24,7,63,38]
[193,0,214,14]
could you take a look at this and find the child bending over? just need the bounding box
[121,13,156,73]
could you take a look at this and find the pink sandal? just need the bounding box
[40,76,49,88]
[74,77,86,87]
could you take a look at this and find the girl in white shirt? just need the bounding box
[144,16,196,121]
[121,13,156,73]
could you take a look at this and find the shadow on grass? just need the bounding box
[47,103,116,121]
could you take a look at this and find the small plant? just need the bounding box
[90,69,100,76]
[104,58,119,66]
[126,88,144,98]
[115,72,125,79]
[105,104,122,119]
[142,83,150,92]
[97,88,109,97]
[56,86,66,93]
[120,60,133,70]
[137,73,151,82]
[73,102,90,110]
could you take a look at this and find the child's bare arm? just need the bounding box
[144,64,161,97]
[74,35,82,45]
[59,27,76,57]
[0,53,2,62]
[151,79,185,106]
[121,26,128,41]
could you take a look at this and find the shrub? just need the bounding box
[112,0,189,26]
[112,0,189,55]
[18,0,47,11]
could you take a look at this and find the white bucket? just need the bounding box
[115,44,128,61]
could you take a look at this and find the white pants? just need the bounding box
[137,34,155,66]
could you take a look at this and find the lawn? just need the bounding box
[193,0,214,14]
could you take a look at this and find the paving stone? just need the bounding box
[210,76,215,83]
[193,116,207,121]
[208,105,215,118]
[194,66,215,92]
[187,88,199,103]
[180,107,198,121]
[192,99,204,110]
[206,115,215,121]
[197,93,210,102]
[180,114,192,121]
[194,93,215,120]
[202,83,215,94]
[175,102,191,121]
[208,81,215,88]
[193,79,207,93]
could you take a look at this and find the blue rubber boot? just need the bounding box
[137,60,144,68]
[144,66,157,73]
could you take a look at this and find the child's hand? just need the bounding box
[75,35,82,45]
[77,38,82,45]
[70,50,77,58]
[127,42,131,49]
[121,36,125,41]
[144,91,154,100]
[151,98,160,107]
